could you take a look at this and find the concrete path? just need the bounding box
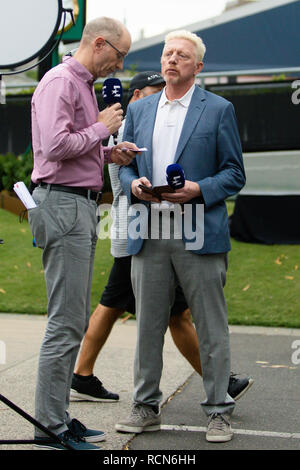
[0,313,299,453]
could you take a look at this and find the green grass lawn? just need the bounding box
[0,206,300,327]
[0,208,113,316]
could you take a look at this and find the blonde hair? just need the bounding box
[164,30,206,61]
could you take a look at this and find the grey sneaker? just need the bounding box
[115,403,161,433]
[206,412,233,442]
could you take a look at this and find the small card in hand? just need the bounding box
[139,184,175,201]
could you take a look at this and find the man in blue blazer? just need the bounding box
[116,30,246,443]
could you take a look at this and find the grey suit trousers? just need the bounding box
[28,186,98,436]
[131,215,235,416]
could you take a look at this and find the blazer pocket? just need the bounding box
[189,133,213,141]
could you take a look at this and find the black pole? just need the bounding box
[0,394,73,449]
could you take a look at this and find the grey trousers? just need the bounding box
[131,218,235,417]
[28,186,98,436]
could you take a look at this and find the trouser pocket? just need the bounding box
[27,187,49,249]
[28,206,46,249]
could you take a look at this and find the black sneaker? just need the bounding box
[70,374,119,402]
[34,430,100,450]
[228,373,254,400]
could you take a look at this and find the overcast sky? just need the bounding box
[86,0,228,42]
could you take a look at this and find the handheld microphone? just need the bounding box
[102,77,123,105]
[102,78,123,144]
[166,163,185,190]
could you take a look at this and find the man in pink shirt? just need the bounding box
[29,17,138,450]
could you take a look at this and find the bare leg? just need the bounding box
[74,303,124,376]
[169,308,202,376]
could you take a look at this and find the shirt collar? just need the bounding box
[159,84,195,108]
[62,56,95,85]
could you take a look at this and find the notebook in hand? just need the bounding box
[138,184,175,201]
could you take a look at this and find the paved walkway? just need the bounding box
[0,313,300,452]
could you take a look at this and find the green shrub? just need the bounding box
[0,152,33,191]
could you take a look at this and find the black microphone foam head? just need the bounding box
[102,78,123,105]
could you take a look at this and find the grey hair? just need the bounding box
[165,30,206,61]
[81,17,125,44]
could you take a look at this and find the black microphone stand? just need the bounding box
[0,394,73,449]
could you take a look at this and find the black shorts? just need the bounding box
[100,256,136,314]
[100,256,188,316]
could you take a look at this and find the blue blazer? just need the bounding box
[119,85,245,255]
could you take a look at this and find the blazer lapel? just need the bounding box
[142,93,161,179]
[174,86,206,163]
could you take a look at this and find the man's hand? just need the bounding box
[131,177,160,203]
[97,103,123,135]
[110,142,140,166]
[161,180,201,203]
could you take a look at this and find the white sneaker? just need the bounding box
[206,413,233,442]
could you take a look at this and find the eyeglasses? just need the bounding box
[105,39,126,61]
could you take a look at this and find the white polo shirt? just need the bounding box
[152,84,195,209]
[152,84,195,186]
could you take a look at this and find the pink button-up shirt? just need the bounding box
[31,56,112,191]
